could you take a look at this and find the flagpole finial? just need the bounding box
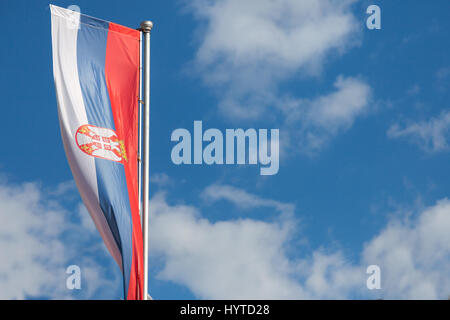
[139,21,153,33]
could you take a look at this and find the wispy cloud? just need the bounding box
[435,66,450,92]
[150,173,174,188]
[388,110,450,152]
[202,184,295,215]
[280,75,371,153]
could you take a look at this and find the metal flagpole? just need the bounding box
[138,31,143,216]
[140,20,153,301]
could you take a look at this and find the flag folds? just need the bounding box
[50,5,143,299]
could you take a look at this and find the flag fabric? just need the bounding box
[50,5,144,299]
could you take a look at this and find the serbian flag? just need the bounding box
[50,5,144,299]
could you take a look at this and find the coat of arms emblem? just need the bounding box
[75,124,127,163]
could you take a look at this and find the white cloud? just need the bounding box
[77,202,97,234]
[0,179,120,299]
[194,0,357,62]
[304,77,371,129]
[436,66,450,81]
[191,0,359,91]
[406,84,421,96]
[300,251,363,299]
[150,173,174,188]
[362,198,450,299]
[150,189,364,299]
[435,66,450,92]
[0,182,66,299]
[2,176,450,299]
[149,191,307,299]
[149,185,450,299]
[281,75,371,153]
[188,0,370,153]
[202,184,295,215]
[387,110,450,152]
[48,180,77,197]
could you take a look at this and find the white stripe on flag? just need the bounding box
[50,5,122,270]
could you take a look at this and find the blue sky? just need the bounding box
[1,0,450,299]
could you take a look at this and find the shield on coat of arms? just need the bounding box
[75,124,127,163]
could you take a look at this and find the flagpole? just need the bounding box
[140,20,153,301]
[138,31,143,216]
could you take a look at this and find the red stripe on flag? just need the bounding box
[105,22,143,300]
